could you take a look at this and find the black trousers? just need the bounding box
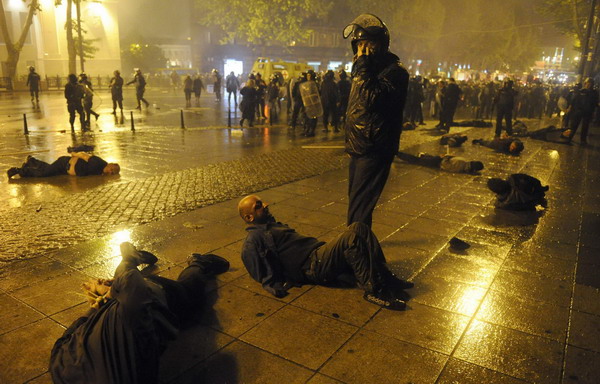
[322,100,339,129]
[68,103,85,128]
[496,108,513,136]
[569,110,593,142]
[114,257,211,323]
[18,156,70,177]
[304,222,388,292]
[347,154,393,228]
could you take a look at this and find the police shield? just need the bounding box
[300,81,323,118]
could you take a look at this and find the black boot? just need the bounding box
[7,167,20,179]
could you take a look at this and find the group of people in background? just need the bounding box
[62,68,152,130]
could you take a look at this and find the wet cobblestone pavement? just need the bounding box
[1,91,599,383]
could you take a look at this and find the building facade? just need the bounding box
[1,0,121,83]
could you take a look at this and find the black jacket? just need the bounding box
[570,88,599,116]
[494,174,548,211]
[495,87,518,110]
[345,52,409,157]
[241,221,323,297]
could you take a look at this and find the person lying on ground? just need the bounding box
[472,137,524,154]
[397,151,484,174]
[512,125,571,142]
[238,195,412,311]
[49,242,229,384]
[487,174,549,211]
[7,152,119,179]
[440,133,468,147]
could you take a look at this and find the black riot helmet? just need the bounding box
[343,13,390,55]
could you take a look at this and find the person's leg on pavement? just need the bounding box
[347,155,393,228]
[580,115,591,143]
[77,106,86,130]
[495,110,503,137]
[305,223,407,310]
[505,110,513,135]
[147,253,229,322]
[567,112,582,142]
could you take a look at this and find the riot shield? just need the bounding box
[300,81,323,118]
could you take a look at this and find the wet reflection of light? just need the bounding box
[549,150,559,159]
[109,229,131,257]
[456,285,485,315]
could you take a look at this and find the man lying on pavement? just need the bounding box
[49,242,229,384]
[472,137,524,155]
[237,194,413,311]
[397,151,484,174]
[7,152,119,179]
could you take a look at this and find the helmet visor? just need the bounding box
[343,13,385,39]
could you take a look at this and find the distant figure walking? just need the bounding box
[64,74,85,130]
[79,73,99,126]
[226,71,240,106]
[109,70,124,115]
[183,75,193,107]
[26,66,41,104]
[213,69,222,102]
[193,74,204,106]
[127,69,150,110]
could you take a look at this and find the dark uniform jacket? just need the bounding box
[345,52,409,157]
[570,88,599,116]
[495,87,518,110]
[494,174,549,211]
[64,82,84,105]
[242,220,324,297]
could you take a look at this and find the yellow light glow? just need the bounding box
[549,150,559,159]
[109,229,132,257]
[8,0,27,11]
[87,1,114,30]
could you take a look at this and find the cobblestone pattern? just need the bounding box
[0,148,347,261]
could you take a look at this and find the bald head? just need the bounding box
[238,195,271,224]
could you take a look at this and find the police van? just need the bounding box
[251,58,313,82]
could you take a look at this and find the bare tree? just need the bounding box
[0,0,40,89]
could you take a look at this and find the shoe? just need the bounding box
[94,113,99,121]
[449,237,470,250]
[7,167,19,179]
[120,242,158,266]
[188,253,230,275]
[385,273,414,290]
[111,111,116,115]
[135,106,141,110]
[363,291,406,310]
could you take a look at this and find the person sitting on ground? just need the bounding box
[512,125,570,142]
[7,152,119,179]
[440,132,468,147]
[472,137,524,154]
[397,151,484,174]
[487,174,549,211]
[237,195,413,311]
[49,242,229,384]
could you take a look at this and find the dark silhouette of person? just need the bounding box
[343,13,409,228]
[64,74,85,130]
